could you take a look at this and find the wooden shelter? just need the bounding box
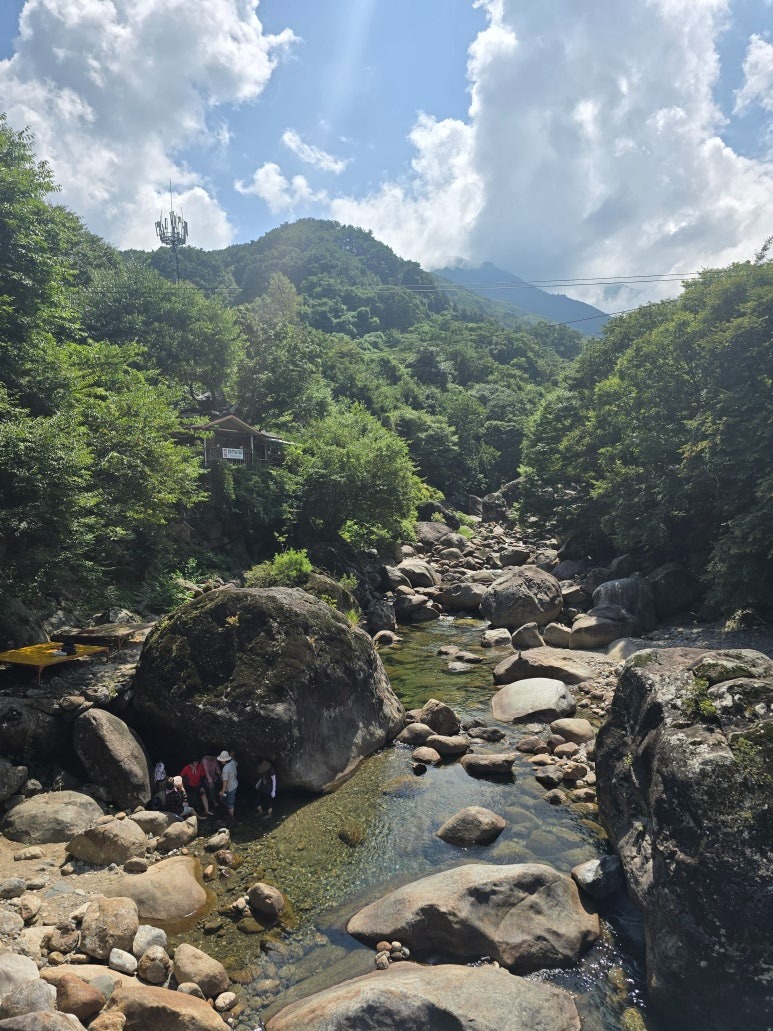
[177,415,291,469]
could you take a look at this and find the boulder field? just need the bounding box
[132,587,405,791]
[596,646,773,1030]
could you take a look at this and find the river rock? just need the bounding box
[155,816,197,854]
[3,792,103,845]
[67,817,147,867]
[72,710,151,811]
[395,723,434,745]
[0,760,28,804]
[397,558,440,588]
[438,583,486,612]
[436,806,506,845]
[132,588,405,792]
[265,961,584,1031]
[80,897,139,961]
[132,925,167,958]
[247,882,285,921]
[348,863,598,972]
[103,982,229,1030]
[53,973,105,1021]
[571,857,625,899]
[0,954,39,1000]
[105,856,207,924]
[480,567,563,630]
[542,622,573,648]
[172,944,229,999]
[365,598,396,635]
[592,575,657,631]
[493,647,594,686]
[596,647,773,1029]
[480,628,511,648]
[0,878,25,900]
[550,718,595,744]
[492,678,576,723]
[411,746,441,765]
[424,734,469,757]
[0,1015,86,1030]
[127,811,174,836]
[416,699,459,736]
[570,605,640,650]
[137,945,172,985]
[510,623,544,649]
[0,978,57,1019]
[460,753,517,778]
[108,949,137,976]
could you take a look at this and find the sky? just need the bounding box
[0,0,771,310]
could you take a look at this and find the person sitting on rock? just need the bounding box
[164,775,194,819]
[255,759,277,819]
[180,757,212,817]
[217,749,238,824]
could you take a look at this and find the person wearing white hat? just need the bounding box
[217,749,238,823]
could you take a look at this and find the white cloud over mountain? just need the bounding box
[319,0,773,308]
[281,130,349,173]
[0,0,295,247]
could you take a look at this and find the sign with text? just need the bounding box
[222,447,244,460]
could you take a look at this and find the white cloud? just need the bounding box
[317,0,773,308]
[0,0,296,249]
[734,34,773,113]
[281,129,349,173]
[234,162,327,214]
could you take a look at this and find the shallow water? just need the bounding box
[178,616,653,1029]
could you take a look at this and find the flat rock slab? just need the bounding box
[493,648,595,685]
[492,678,576,723]
[347,862,599,973]
[265,962,584,1031]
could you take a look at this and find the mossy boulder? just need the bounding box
[596,647,773,1030]
[132,588,404,792]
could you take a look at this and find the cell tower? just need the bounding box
[154,184,189,283]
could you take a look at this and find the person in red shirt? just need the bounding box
[180,758,212,817]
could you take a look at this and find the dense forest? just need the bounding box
[1,114,771,618]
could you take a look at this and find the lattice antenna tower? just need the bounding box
[154,183,189,283]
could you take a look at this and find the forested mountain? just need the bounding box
[2,112,771,617]
[433,261,610,337]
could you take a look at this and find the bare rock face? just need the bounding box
[347,863,598,973]
[265,962,584,1031]
[133,588,405,792]
[73,710,151,811]
[481,567,563,630]
[596,647,773,1030]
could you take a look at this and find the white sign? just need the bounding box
[222,447,244,460]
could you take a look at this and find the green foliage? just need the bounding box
[286,404,420,546]
[682,677,719,722]
[520,261,773,610]
[244,548,312,587]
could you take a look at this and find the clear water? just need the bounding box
[176,616,653,1030]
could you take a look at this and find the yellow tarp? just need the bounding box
[0,642,107,669]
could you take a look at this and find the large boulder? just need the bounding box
[80,896,139,962]
[438,583,486,612]
[481,567,563,630]
[436,806,506,845]
[396,558,440,588]
[265,962,584,1031]
[492,678,576,723]
[172,944,228,1000]
[592,574,657,631]
[0,699,70,765]
[348,863,598,972]
[72,710,150,810]
[132,588,405,792]
[3,791,102,845]
[596,647,773,1030]
[646,562,702,619]
[105,856,207,925]
[67,817,147,866]
[414,521,454,549]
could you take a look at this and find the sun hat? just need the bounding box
[216,750,231,762]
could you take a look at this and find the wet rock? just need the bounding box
[424,734,469,757]
[571,857,625,899]
[247,883,285,922]
[467,726,506,742]
[411,746,441,765]
[436,807,506,846]
[348,863,599,973]
[416,699,460,736]
[460,753,517,778]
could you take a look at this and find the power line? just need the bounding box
[403,271,702,293]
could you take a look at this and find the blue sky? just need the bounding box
[0,0,771,308]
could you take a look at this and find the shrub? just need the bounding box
[244,548,312,588]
